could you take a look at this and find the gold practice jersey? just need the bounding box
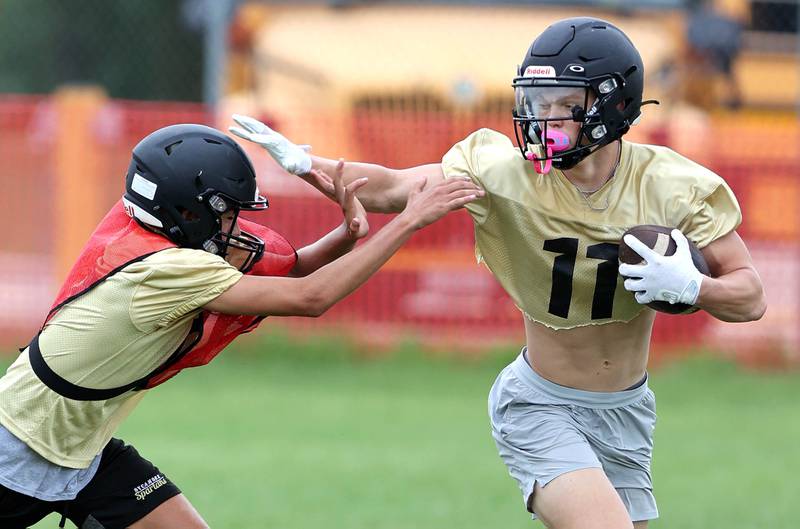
[0,248,242,468]
[442,129,741,330]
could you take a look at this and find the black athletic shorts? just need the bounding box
[0,438,181,529]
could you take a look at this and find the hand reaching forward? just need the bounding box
[229,114,312,175]
[309,159,370,240]
[400,176,483,230]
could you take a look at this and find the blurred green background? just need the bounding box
[10,332,799,529]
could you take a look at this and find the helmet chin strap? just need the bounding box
[525,129,571,174]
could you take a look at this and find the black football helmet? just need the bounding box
[123,123,268,271]
[512,17,651,170]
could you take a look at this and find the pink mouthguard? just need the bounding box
[526,129,571,174]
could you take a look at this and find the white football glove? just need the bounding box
[229,114,312,175]
[618,229,704,306]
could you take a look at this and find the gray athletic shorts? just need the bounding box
[488,349,659,522]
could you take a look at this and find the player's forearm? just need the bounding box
[696,267,767,322]
[290,223,357,277]
[214,216,414,318]
[300,215,416,315]
[310,155,407,213]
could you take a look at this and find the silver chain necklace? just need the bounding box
[573,141,621,211]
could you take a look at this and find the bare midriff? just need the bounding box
[523,309,656,392]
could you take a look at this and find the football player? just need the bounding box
[231,17,766,529]
[0,124,481,528]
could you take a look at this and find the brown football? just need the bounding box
[618,225,709,314]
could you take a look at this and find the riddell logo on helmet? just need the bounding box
[524,65,556,77]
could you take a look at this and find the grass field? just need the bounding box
[15,330,800,529]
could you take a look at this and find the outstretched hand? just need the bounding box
[229,114,312,175]
[305,163,338,203]
[310,159,370,240]
[401,176,483,230]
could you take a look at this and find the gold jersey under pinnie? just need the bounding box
[442,129,741,330]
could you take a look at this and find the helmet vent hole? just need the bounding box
[204,139,222,145]
[164,140,183,155]
[623,65,638,78]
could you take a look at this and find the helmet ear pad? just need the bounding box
[588,72,642,137]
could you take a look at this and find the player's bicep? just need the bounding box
[395,163,445,187]
[385,163,445,211]
[203,275,317,317]
[700,230,757,278]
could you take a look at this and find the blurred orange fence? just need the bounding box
[1,92,797,366]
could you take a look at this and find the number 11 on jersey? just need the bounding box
[544,238,620,320]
